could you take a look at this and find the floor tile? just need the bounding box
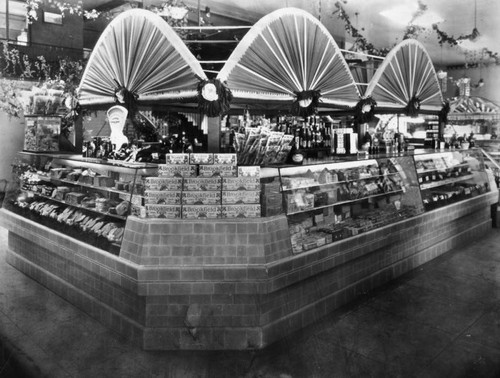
[366,282,486,336]
[419,338,500,378]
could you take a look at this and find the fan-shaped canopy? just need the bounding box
[365,39,443,113]
[78,9,206,106]
[448,96,500,120]
[217,8,360,109]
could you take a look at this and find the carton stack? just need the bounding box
[221,166,261,218]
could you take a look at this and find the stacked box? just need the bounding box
[189,153,214,165]
[182,205,221,219]
[199,164,237,177]
[165,154,190,165]
[144,177,183,191]
[222,190,260,205]
[237,166,260,178]
[261,180,283,216]
[220,204,261,218]
[144,190,182,205]
[213,153,237,165]
[182,191,221,205]
[183,177,222,191]
[145,205,182,219]
[158,164,197,178]
[222,177,260,191]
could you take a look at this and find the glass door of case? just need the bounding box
[277,156,424,254]
[413,149,491,211]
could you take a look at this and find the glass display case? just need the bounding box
[3,152,158,254]
[276,156,425,254]
[413,149,491,211]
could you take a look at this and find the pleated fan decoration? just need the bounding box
[217,8,360,110]
[365,39,443,113]
[77,9,207,107]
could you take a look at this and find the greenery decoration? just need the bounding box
[197,78,233,117]
[290,90,321,117]
[353,96,377,124]
[404,95,421,117]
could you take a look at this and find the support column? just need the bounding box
[206,116,220,153]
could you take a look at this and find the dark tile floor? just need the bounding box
[1,225,500,378]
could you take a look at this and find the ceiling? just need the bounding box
[84,0,500,67]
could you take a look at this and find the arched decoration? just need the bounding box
[217,8,360,109]
[365,39,443,113]
[78,9,206,107]
[448,96,500,120]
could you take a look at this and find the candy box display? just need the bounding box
[24,116,61,152]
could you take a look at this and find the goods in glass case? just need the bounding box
[24,116,61,152]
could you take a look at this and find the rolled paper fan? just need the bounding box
[405,95,421,117]
[197,78,233,117]
[365,39,443,112]
[290,90,321,117]
[78,9,206,106]
[354,96,377,124]
[217,8,359,109]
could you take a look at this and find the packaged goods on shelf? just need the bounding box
[238,166,260,177]
[93,176,115,187]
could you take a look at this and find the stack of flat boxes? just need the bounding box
[143,153,261,219]
[260,180,283,217]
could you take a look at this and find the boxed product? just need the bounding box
[93,176,115,188]
[199,164,237,177]
[145,205,182,219]
[238,166,261,177]
[158,164,197,178]
[165,154,190,165]
[182,205,222,219]
[144,190,182,205]
[214,153,237,165]
[183,177,222,191]
[182,191,222,205]
[144,177,183,191]
[221,204,261,218]
[64,192,86,205]
[189,153,214,165]
[222,190,260,204]
[222,177,260,191]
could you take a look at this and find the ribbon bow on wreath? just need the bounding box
[113,80,139,116]
[439,101,450,125]
[291,90,321,117]
[354,96,377,124]
[197,78,233,117]
[405,95,421,117]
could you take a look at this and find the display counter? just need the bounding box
[0,149,497,350]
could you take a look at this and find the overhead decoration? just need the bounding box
[365,39,443,113]
[217,8,360,109]
[439,101,450,124]
[290,90,321,117]
[197,78,233,117]
[404,95,421,117]
[448,96,500,121]
[77,9,207,107]
[353,96,377,124]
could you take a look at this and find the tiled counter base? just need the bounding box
[0,191,497,350]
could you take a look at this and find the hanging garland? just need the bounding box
[197,78,233,117]
[290,90,321,117]
[404,95,421,117]
[353,96,377,124]
[113,82,139,117]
